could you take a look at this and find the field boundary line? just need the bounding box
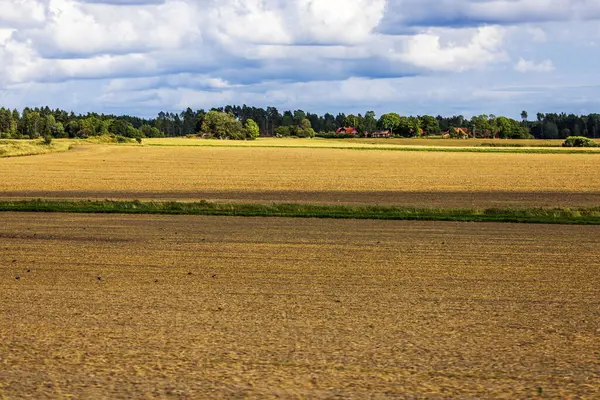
[1,199,600,225]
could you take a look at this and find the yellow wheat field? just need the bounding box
[1,144,600,208]
[1,213,598,398]
[0,139,73,158]
[146,137,588,148]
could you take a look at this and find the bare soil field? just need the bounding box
[2,145,600,208]
[0,213,598,398]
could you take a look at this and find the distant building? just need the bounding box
[443,127,471,138]
[367,130,392,138]
[335,127,359,136]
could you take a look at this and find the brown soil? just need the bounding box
[2,189,600,208]
[1,213,598,398]
[1,145,599,208]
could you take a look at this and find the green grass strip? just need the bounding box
[146,143,600,155]
[1,199,600,225]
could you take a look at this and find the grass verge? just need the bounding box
[0,140,73,158]
[1,199,600,225]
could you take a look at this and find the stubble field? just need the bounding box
[1,144,600,208]
[1,213,599,398]
[1,142,599,398]
[146,137,593,148]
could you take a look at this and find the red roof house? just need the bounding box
[443,127,471,138]
[335,127,359,136]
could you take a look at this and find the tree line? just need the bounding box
[1,105,599,140]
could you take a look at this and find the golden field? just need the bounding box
[1,213,599,398]
[1,143,600,208]
[0,139,73,158]
[146,137,593,148]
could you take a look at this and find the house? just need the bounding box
[335,127,359,136]
[454,127,470,137]
[443,127,471,138]
[367,130,392,138]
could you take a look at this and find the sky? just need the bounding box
[1,0,600,118]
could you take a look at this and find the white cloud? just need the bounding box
[515,58,555,73]
[524,26,547,43]
[23,0,201,56]
[0,28,14,44]
[0,0,599,117]
[400,26,507,71]
[206,0,386,46]
[0,0,47,28]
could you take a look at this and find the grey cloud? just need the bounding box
[1,0,600,117]
[378,0,600,34]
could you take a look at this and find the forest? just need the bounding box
[1,105,600,140]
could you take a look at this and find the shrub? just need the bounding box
[562,136,599,148]
[275,126,291,137]
[116,135,134,143]
[42,135,53,145]
[76,128,92,139]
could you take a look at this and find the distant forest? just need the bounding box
[1,105,600,140]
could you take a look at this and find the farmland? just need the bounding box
[146,137,598,149]
[0,139,73,158]
[2,143,600,208]
[1,213,599,398]
[1,141,599,398]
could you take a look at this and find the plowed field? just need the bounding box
[1,213,598,398]
[1,145,600,208]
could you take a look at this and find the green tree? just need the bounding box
[343,114,363,132]
[363,111,377,134]
[378,113,401,133]
[24,111,42,139]
[275,126,291,137]
[543,121,559,139]
[181,107,196,136]
[471,115,492,138]
[0,108,12,135]
[80,117,100,136]
[419,115,440,136]
[51,122,66,138]
[244,118,260,139]
[202,111,244,139]
[40,114,57,138]
[298,118,316,138]
[140,124,162,138]
[66,121,81,138]
[397,116,421,137]
[109,120,133,137]
[281,111,294,127]
[127,125,142,139]
[293,110,306,125]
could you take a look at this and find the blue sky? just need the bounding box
[1,0,600,118]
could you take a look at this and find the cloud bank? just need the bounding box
[1,0,600,117]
